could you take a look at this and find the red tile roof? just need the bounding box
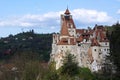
[99,32,109,42]
[68,18,76,28]
[91,38,100,46]
[77,36,83,42]
[94,25,105,31]
[57,38,76,45]
[89,30,94,34]
[60,20,69,36]
[76,29,84,34]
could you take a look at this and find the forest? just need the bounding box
[0,30,52,62]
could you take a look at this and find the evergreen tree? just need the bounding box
[109,23,120,77]
[60,52,79,77]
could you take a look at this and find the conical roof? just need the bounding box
[64,8,70,15]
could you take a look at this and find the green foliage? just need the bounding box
[1,71,15,80]
[22,61,42,80]
[109,23,120,73]
[59,74,75,80]
[0,31,52,62]
[44,71,59,80]
[79,67,95,80]
[49,61,56,71]
[59,53,79,77]
[106,22,120,78]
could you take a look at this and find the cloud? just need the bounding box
[72,9,112,24]
[117,9,120,14]
[0,8,113,30]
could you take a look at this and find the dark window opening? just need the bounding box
[78,44,81,46]
[94,49,96,51]
[104,49,106,51]
[105,43,107,45]
[65,15,70,20]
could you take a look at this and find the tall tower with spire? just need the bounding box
[50,8,110,72]
[60,8,76,38]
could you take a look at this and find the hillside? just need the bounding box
[0,30,52,62]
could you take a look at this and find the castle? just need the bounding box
[50,8,109,72]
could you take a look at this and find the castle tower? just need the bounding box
[60,8,76,39]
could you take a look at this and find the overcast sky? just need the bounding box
[0,0,120,37]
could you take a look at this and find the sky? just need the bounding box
[0,0,120,37]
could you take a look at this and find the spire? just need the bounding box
[64,7,70,15]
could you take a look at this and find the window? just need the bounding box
[78,43,81,46]
[65,15,70,20]
[86,39,87,42]
[99,53,102,55]
[105,43,107,45]
[94,49,96,51]
[104,49,106,51]
[99,49,101,51]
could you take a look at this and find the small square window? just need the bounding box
[104,49,106,51]
[94,49,96,51]
[105,43,107,45]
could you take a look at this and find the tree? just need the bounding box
[44,70,59,80]
[22,61,42,80]
[59,53,79,77]
[43,60,59,80]
[109,23,120,77]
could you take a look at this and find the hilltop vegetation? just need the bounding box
[0,30,52,62]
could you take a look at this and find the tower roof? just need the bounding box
[64,8,70,15]
[60,20,69,36]
[91,38,100,46]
